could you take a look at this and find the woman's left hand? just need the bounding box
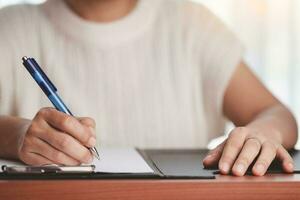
[203,127,294,176]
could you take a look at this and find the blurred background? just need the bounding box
[1,0,300,147]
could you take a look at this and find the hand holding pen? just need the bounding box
[18,57,99,166]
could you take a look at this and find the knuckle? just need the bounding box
[60,116,74,129]
[238,157,250,166]
[263,141,277,152]
[57,136,71,149]
[220,155,235,164]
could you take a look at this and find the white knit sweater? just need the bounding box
[0,0,243,148]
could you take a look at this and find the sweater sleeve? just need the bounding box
[202,6,244,139]
[199,6,244,118]
[182,2,244,140]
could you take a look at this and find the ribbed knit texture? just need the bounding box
[0,0,243,148]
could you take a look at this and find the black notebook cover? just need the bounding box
[140,149,215,179]
[141,149,300,176]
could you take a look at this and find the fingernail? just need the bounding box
[220,163,230,173]
[287,162,294,171]
[204,154,213,161]
[236,164,245,174]
[255,164,265,173]
[88,137,96,147]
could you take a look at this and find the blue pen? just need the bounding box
[22,56,100,160]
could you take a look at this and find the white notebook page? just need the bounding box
[0,148,154,174]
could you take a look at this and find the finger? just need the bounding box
[31,137,80,166]
[232,138,261,176]
[77,117,96,137]
[38,108,95,147]
[277,146,294,173]
[252,141,277,176]
[219,128,248,174]
[20,152,53,166]
[203,141,225,167]
[37,125,93,164]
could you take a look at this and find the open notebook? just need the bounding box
[0,148,154,174]
[2,148,300,178]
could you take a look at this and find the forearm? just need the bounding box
[0,116,31,159]
[246,104,298,149]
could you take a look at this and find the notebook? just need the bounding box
[2,148,299,180]
[0,148,154,174]
[0,148,215,179]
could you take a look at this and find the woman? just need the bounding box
[0,0,297,176]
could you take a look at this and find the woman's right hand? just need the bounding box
[18,107,96,166]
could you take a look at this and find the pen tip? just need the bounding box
[95,154,100,160]
[91,147,100,160]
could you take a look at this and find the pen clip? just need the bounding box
[30,58,57,92]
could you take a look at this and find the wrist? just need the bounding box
[15,119,31,158]
[0,116,31,159]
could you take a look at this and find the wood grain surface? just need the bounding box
[1,174,300,200]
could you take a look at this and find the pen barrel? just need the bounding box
[48,93,73,116]
[36,78,73,115]
[23,57,73,116]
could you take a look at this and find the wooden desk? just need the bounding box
[1,174,300,200]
